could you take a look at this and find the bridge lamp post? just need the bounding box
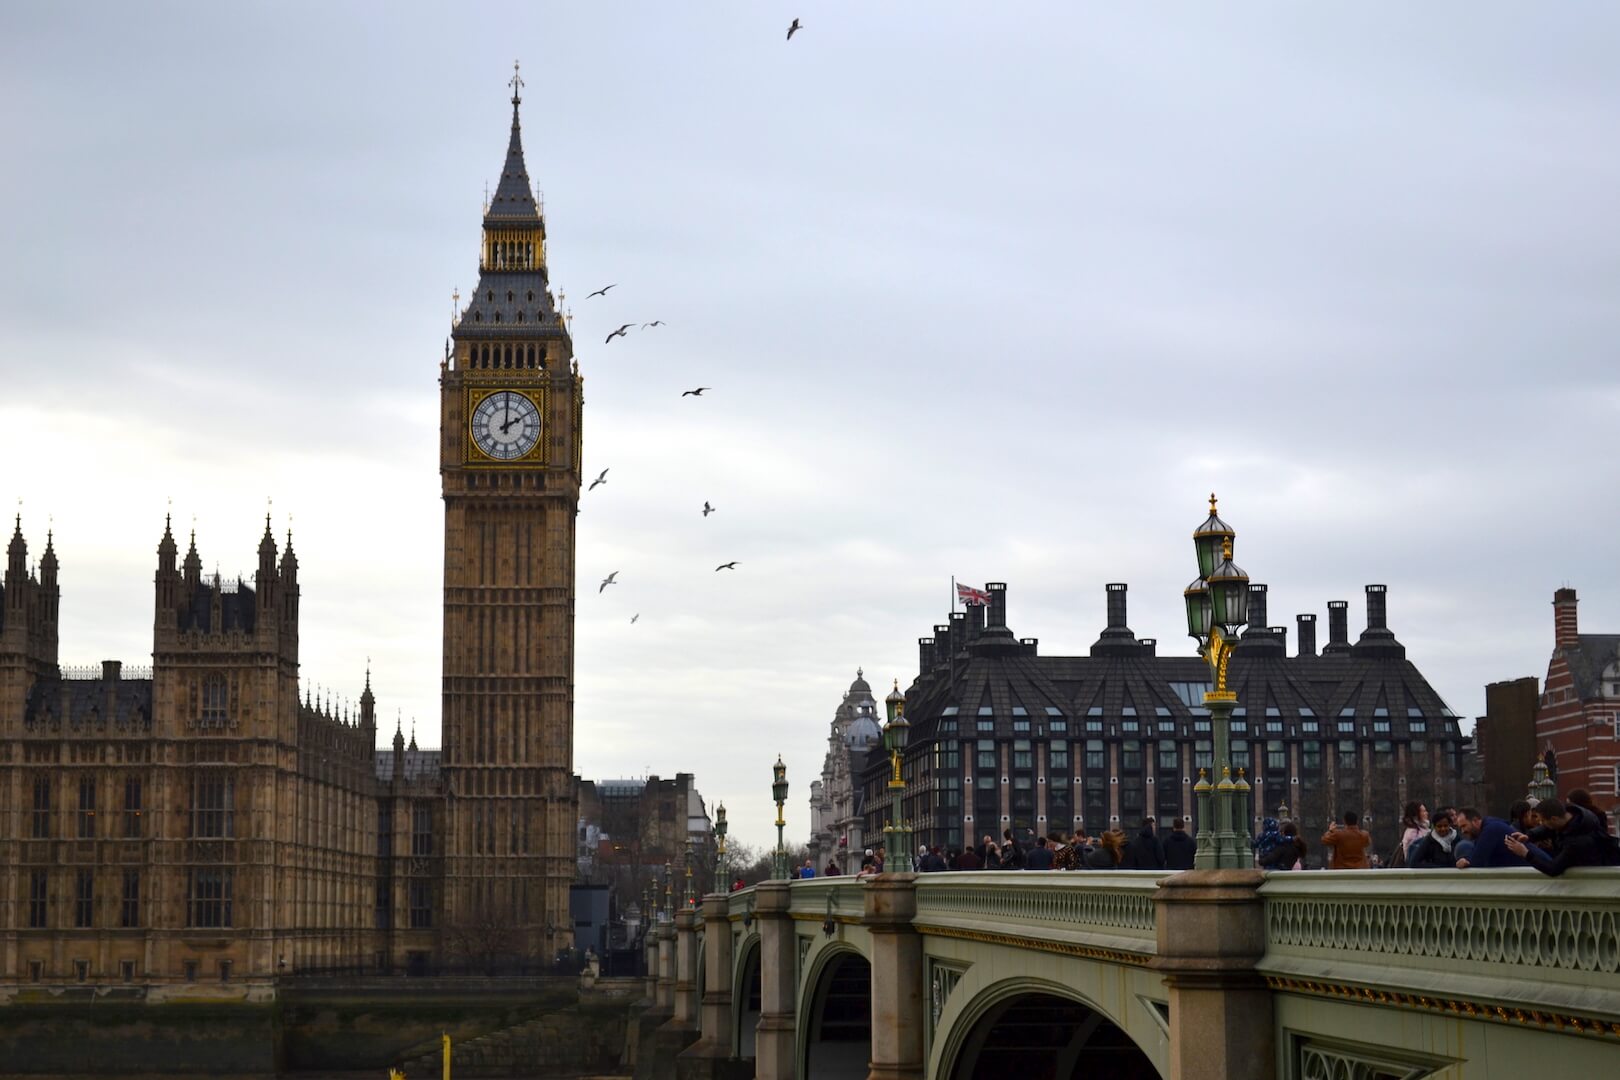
[683,838,695,908]
[714,802,728,887]
[771,756,790,880]
[1184,494,1251,870]
[663,861,674,918]
[883,686,912,871]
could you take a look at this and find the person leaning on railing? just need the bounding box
[1503,798,1620,876]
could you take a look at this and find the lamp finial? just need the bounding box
[1209,492,1218,513]
[1221,536,1233,560]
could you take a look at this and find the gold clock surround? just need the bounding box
[463,383,550,465]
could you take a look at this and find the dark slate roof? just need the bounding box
[457,274,563,340]
[485,100,540,224]
[179,580,256,635]
[25,677,154,730]
[374,748,442,783]
[1566,634,1620,702]
[454,97,567,344]
[902,617,1457,743]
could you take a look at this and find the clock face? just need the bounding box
[471,390,542,460]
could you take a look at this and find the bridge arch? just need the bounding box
[730,932,761,1059]
[937,976,1162,1080]
[797,943,872,1080]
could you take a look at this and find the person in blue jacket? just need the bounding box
[1454,808,1526,869]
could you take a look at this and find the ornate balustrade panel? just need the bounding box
[913,871,1164,962]
[1260,869,1620,1021]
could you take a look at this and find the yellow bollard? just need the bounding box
[442,1032,451,1080]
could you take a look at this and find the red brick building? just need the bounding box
[1536,588,1620,807]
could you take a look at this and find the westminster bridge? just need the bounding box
[633,869,1620,1080]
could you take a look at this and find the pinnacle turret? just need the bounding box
[39,530,57,586]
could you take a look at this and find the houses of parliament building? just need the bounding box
[0,80,582,998]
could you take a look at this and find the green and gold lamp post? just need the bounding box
[882,680,912,870]
[683,838,695,908]
[771,756,790,880]
[1184,493,1251,869]
[713,802,728,888]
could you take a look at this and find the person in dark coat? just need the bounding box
[1257,822,1306,870]
[1567,789,1611,836]
[1162,817,1197,871]
[1406,811,1459,869]
[1121,820,1166,870]
[1000,828,1027,869]
[1505,799,1620,876]
[1025,836,1055,870]
[955,846,981,871]
[918,846,948,873]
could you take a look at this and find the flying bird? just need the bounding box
[599,571,619,593]
[641,320,665,329]
[715,561,739,572]
[588,468,609,491]
[702,502,715,517]
[605,323,633,344]
[681,387,711,397]
[787,18,802,40]
[586,284,617,298]
[631,613,640,624]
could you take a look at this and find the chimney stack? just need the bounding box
[1352,584,1404,658]
[1554,588,1579,650]
[1246,584,1268,634]
[1365,584,1388,631]
[918,637,935,676]
[949,611,966,653]
[102,660,122,683]
[1296,614,1317,657]
[966,601,985,642]
[1323,601,1351,655]
[933,623,952,664]
[987,582,1007,629]
[1090,583,1141,657]
[1106,583,1129,630]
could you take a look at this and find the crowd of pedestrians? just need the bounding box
[805,788,1617,878]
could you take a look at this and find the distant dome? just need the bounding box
[843,713,882,748]
[848,667,872,696]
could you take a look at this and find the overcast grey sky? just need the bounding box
[3,3,1618,848]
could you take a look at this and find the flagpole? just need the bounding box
[951,575,957,613]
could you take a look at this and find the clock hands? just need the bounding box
[500,394,516,434]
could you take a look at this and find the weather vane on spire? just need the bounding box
[509,60,524,105]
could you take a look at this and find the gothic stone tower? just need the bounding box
[440,72,581,962]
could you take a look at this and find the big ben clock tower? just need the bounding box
[440,67,581,959]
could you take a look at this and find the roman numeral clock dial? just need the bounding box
[470,389,541,460]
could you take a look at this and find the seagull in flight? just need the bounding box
[599,571,619,594]
[715,561,739,572]
[586,284,617,298]
[681,387,711,397]
[787,18,802,40]
[588,468,609,491]
[641,320,665,329]
[605,323,633,344]
[702,501,715,517]
[631,613,640,624]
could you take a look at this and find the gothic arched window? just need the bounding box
[201,674,228,728]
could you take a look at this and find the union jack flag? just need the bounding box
[956,582,992,606]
